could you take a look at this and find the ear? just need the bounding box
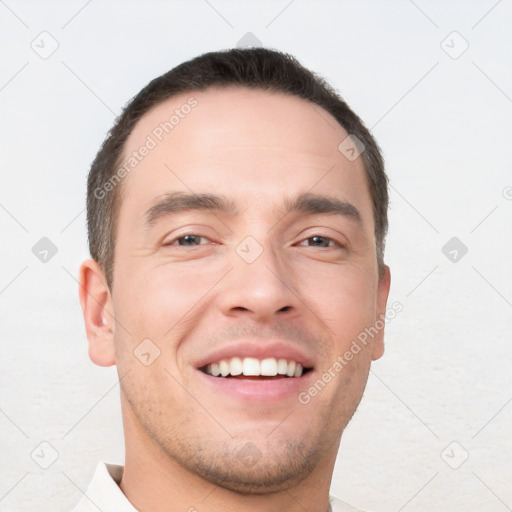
[79,259,116,367]
[371,264,391,361]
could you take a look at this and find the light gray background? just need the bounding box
[1,1,511,511]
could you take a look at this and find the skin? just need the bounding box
[79,86,391,512]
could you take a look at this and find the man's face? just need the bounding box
[100,87,389,491]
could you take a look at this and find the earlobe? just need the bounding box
[79,259,116,367]
[372,265,391,361]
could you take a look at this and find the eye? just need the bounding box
[165,234,211,247]
[297,235,341,248]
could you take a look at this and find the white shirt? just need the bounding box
[71,462,367,512]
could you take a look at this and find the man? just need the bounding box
[75,47,391,512]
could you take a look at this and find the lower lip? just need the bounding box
[196,369,313,403]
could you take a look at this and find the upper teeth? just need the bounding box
[203,357,305,378]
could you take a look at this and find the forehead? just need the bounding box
[126,85,345,151]
[119,86,372,225]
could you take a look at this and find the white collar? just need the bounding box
[71,462,136,511]
[72,461,366,512]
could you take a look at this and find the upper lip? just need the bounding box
[194,341,315,369]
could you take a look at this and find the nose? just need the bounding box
[216,240,299,323]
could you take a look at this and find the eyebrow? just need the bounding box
[143,191,363,227]
[144,192,238,226]
[281,192,363,226]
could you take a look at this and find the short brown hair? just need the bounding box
[87,48,388,290]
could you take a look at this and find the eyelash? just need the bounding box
[297,235,343,249]
[164,234,211,247]
[163,233,343,249]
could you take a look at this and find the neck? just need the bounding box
[119,401,338,512]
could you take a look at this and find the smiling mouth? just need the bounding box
[200,356,312,378]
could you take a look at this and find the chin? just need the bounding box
[182,443,320,495]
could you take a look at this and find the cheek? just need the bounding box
[115,261,222,341]
[297,263,377,342]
